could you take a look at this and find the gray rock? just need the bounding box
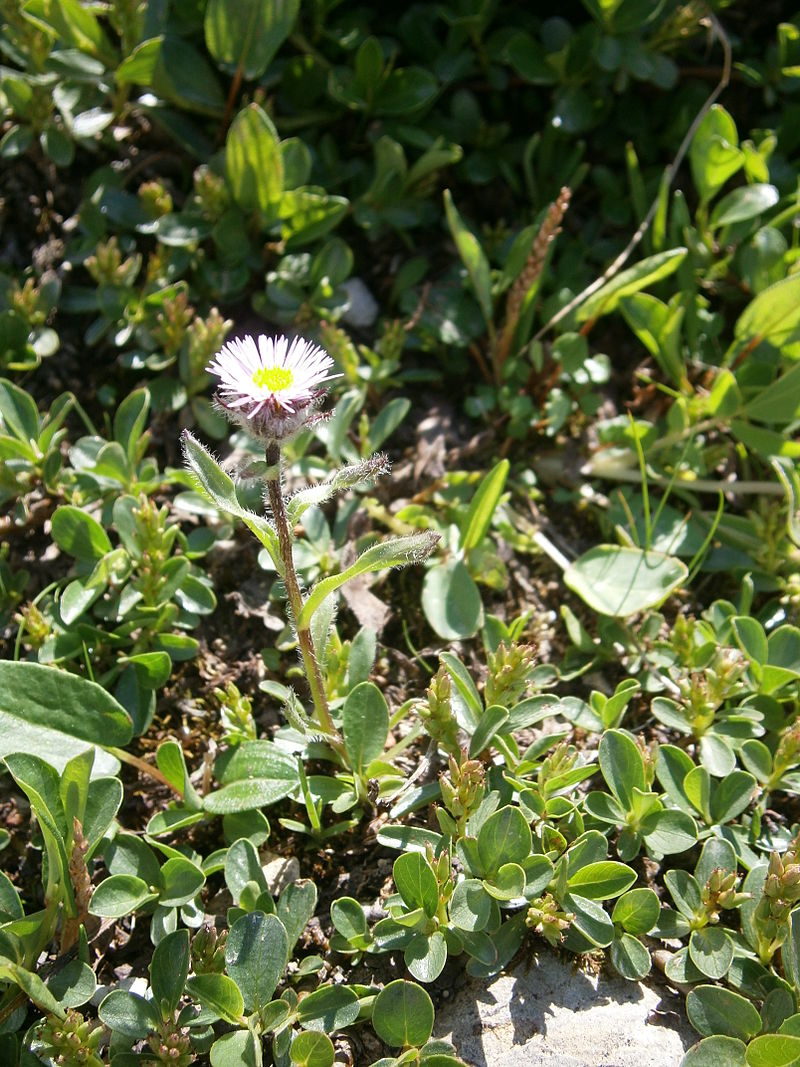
[435,951,694,1067]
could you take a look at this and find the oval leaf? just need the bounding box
[564,545,687,617]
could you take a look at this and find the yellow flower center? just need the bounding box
[252,365,294,392]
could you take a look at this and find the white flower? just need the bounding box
[207,334,339,441]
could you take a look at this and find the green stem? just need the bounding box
[106,747,182,795]
[265,442,339,743]
[583,466,784,497]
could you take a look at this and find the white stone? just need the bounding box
[341,278,379,329]
[261,850,300,895]
[435,950,693,1067]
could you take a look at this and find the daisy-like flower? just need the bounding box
[207,334,339,442]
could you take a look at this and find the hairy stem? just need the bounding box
[265,442,339,742]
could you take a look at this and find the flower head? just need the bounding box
[207,334,339,442]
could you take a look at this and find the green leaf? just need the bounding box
[421,559,483,640]
[59,748,92,833]
[89,875,159,918]
[23,0,115,63]
[690,927,734,980]
[342,682,389,775]
[126,652,173,690]
[375,67,438,115]
[575,249,687,324]
[4,755,71,911]
[746,1034,800,1067]
[710,183,779,228]
[682,1036,747,1067]
[148,808,204,837]
[331,897,368,941]
[394,852,439,917]
[459,460,509,554]
[773,458,800,548]
[439,652,482,731]
[664,869,702,920]
[225,912,288,1013]
[477,806,532,874]
[764,625,800,694]
[567,861,636,900]
[225,838,269,903]
[372,980,434,1048]
[46,959,96,1009]
[298,531,439,630]
[205,0,299,80]
[610,930,651,980]
[444,189,494,335]
[185,973,244,1024]
[150,929,190,1018]
[377,825,443,853]
[564,545,687,617]
[697,843,738,892]
[583,790,626,825]
[217,739,300,786]
[598,729,645,811]
[98,989,159,1038]
[742,361,800,426]
[782,910,800,992]
[685,766,712,822]
[689,104,742,202]
[523,855,555,896]
[226,102,283,216]
[290,1030,335,1067]
[732,615,768,667]
[468,704,509,758]
[0,956,65,1017]
[113,388,150,462]
[739,739,773,784]
[0,663,131,775]
[158,35,226,114]
[159,857,205,906]
[156,740,201,808]
[365,397,410,453]
[405,930,447,983]
[0,872,23,923]
[449,879,491,932]
[483,862,526,901]
[655,744,695,811]
[261,999,292,1031]
[84,776,123,860]
[182,430,281,562]
[710,772,756,825]
[611,888,660,935]
[686,985,762,1040]
[734,274,800,353]
[295,983,360,1032]
[207,740,299,814]
[564,893,615,948]
[51,505,112,560]
[0,377,39,441]
[287,457,392,525]
[565,830,609,875]
[279,190,349,247]
[205,779,297,815]
[277,879,317,952]
[732,420,800,460]
[210,1029,259,1067]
